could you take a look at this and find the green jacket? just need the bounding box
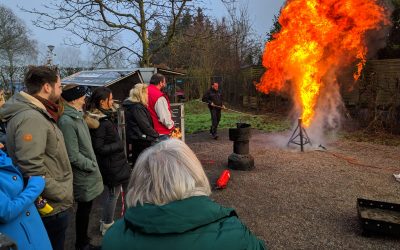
[58,104,103,202]
[0,92,73,216]
[102,196,266,250]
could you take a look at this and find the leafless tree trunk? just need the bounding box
[0,5,37,94]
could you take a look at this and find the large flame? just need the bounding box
[257,0,389,127]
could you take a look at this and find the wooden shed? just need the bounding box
[62,69,143,102]
[62,67,185,103]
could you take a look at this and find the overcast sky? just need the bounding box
[2,0,286,60]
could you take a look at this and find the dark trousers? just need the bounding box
[75,200,93,248]
[210,108,221,136]
[42,209,70,250]
[131,140,152,166]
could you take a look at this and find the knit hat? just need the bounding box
[61,85,86,102]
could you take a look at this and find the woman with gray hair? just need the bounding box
[102,139,266,250]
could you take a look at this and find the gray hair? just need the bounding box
[126,139,211,207]
[128,83,148,106]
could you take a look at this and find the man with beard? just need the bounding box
[0,66,73,250]
[147,73,174,140]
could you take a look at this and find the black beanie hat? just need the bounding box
[61,85,86,102]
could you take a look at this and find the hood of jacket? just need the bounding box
[62,104,83,119]
[62,104,101,129]
[122,98,134,106]
[0,92,50,122]
[124,196,235,234]
[122,99,144,110]
[85,109,108,129]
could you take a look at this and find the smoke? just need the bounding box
[308,74,343,146]
[258,0,393,150]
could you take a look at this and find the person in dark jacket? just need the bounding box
[102,139,266,250]
[0,149,52,250]
[123,83,159,165]
[202,82,225,139]
[86,87,131,236]
[58,84,103,250]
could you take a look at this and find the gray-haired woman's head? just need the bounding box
[126,139,211,207]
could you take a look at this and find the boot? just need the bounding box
[101,221,114,236]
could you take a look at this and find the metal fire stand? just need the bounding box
[288,118,312,152]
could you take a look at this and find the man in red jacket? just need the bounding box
[147,73,174,140]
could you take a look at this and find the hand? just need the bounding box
[222,105,226,109]
[210,102,215,107]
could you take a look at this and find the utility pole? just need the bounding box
[46,45,55,66]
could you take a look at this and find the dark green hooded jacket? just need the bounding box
[102,196,266,250]
[58,104,103,202]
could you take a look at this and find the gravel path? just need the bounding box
[187,129,400,249]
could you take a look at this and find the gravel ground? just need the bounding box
[188,129,400,250]
[65,129,400,249]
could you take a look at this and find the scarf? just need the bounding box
[33,95,60,122]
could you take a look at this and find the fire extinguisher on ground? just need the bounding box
[216,169,231,189]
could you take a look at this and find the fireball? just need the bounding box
[257,0,389,127]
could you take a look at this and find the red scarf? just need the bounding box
[33,95,60,122]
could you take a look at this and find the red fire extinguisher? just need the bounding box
[216,169,231,189]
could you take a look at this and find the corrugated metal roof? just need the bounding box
[61,67,185,86]
[62,69,139,86]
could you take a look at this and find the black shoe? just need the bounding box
[212,134,219,140]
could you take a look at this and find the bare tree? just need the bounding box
[0,5,37,94]
[88,27,127,69]
[55,46,85,68]
[24,0,192,67]
[222,1,259,66]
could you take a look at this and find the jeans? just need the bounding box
[75,200,93,248]
[158,134,170,141]
[102,183,128,223]
[42,209,70,250]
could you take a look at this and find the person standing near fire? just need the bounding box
[202,82,225,139]
[147,73,174,140]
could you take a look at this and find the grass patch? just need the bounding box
[184,100,290,134]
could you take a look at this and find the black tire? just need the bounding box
[228,153,255,171]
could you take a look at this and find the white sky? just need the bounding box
[1,0,286,61]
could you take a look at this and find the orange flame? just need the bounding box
[170,127,182,139]
[257,0,388,127]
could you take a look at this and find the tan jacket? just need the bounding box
[0,92,73,216]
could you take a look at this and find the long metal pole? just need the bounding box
[299,118,304,152]
[197,100,254,116]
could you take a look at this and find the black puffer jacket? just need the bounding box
[87,109,130,187]
[123,100,159,143]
